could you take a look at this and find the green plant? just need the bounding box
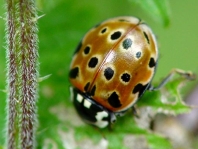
[1,0,196,149]
[5,0,38,148]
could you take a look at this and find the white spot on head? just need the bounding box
[95,121,109,128]
[77,94,83,103]
[96,111,108,121]
[84,99,91,108]
[94,111,109,128]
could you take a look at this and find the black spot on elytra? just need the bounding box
[88,57,98,68]
[133,83,149,97]
[104,67,114,80]
[84,46,90,55]
[90,85,96,96]
[74,41,82,54]
[108,92,122,108]
[118,19,129,22]
[101,28,107,34]
[121,73,131,83]
[149,57,156,68]
[143,31,150,44]
[136,52,141,58]
[111,31,122,40]
[122,38,132,50]
[69,67,79,79]
[84,82,90,92]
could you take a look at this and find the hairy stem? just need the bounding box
[6,0,38,148]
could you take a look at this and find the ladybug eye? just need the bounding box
[110,114,116,123]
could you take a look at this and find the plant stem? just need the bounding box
[6,0,38,149]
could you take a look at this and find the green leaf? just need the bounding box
[138,77,192,115]
[147,133,172,149]
[130,0,171,26]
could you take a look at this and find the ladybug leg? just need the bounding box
[148,68,195,91]
[108,122,114,131]
[132,105,140,118]
[107,112,117,130]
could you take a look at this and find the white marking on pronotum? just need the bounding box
[77,94,83,103]
[84,99,91,108]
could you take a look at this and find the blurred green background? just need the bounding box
[0,0,197,148]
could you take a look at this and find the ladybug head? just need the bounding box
[70,87,116,128]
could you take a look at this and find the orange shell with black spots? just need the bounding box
[69,16,158,112]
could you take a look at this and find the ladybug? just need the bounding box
[69,16,158,128]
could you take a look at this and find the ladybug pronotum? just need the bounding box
[69,16,158,128]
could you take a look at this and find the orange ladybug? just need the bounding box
[69,16,158,128]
